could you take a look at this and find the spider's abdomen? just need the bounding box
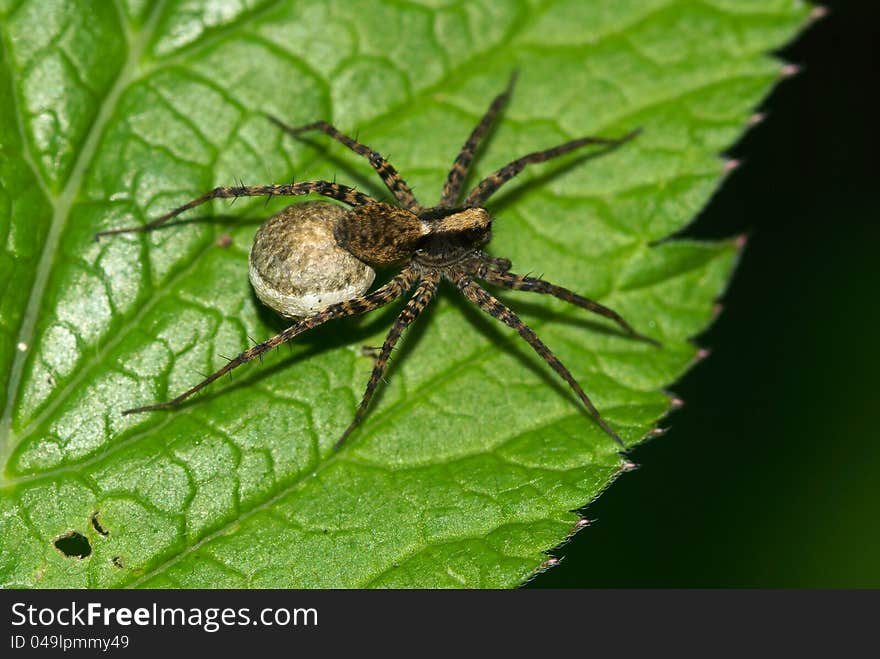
[249,201,376,318]
[335,202,428,267]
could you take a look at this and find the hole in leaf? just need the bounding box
[53,531,91,559]
[91,511,109,536]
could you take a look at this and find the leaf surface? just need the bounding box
[0,0,810,587]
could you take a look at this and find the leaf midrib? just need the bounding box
[0,2,168,460]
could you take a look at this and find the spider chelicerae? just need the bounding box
[97,75,658,449]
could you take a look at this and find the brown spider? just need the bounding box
[97,75,658,449]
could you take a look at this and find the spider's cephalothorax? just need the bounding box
[97,75,658,449]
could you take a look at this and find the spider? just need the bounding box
[97,75,658,449]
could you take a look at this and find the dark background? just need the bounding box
[531,0,880,587]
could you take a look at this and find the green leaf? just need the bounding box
[0,0,812,588]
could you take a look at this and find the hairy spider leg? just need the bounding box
[453,272,626,447]
[95,181,376,237]
[464,128,642,208]
[481,254,512,273]
[268,117,421,211]
[335,272,440,449]
[439,72,518,207]
[121,268,418,415]
[480,269,661,347]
